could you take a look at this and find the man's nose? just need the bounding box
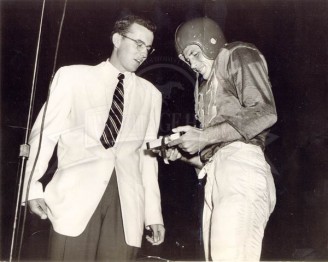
[139,46,148,57]
[190,60,197,70]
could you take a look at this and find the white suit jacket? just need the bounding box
[22,60,163,247]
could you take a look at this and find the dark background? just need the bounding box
[1,0,328,261]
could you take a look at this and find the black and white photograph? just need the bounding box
[1,0,328,261]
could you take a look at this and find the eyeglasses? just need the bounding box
[121,34,155,55]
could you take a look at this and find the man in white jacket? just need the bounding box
[23,15,165,261]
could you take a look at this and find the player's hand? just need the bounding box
[152,147,182,162]
[28,198,48,220]
[168,126,208,155]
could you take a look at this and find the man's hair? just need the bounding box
[112,15,156,37]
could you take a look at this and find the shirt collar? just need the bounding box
[105,59,133,81]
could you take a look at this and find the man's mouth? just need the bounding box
[194,66,204,74]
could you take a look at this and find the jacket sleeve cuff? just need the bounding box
[21,181,44,205]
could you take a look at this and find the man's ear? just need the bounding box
[112,33,121,48]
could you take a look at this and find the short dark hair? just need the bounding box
[112,15,156,37]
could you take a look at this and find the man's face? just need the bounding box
[115,23,154,72]
[180,45,214,80]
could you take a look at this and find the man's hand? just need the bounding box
[28,198,48,220]
[146,224,165,245]
[168,126,208,155]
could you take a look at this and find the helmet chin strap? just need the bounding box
[194,72,200,122]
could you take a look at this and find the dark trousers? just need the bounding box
[48,170,139,261]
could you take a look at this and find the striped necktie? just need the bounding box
[100,73,125,149]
